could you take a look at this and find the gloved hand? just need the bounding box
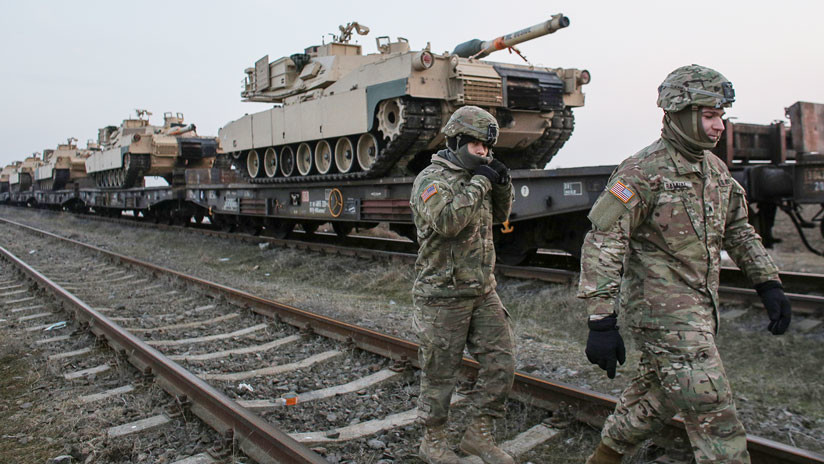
[474,164,500,184]
[586,314,626,379]
[488,159,510,185]
[755,280,792,335]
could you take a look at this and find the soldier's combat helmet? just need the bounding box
[657,64,735,112]
[442,105,499,147]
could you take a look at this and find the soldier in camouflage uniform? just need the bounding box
[410,105,516,464]
[577,65,792,464]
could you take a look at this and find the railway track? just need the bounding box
[22,207,823,318]
[1,218,822,463]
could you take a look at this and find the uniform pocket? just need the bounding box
[652,192,700,252]
[653,344,732,414]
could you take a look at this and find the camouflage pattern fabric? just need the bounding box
[441,105,500,145]
[657,64,735,112]
[578,138,780,332]
[410,149,514,427]
[601,329,749,464]
[411,150,513,299]
[578,136,780,463]
[412,291,515,426]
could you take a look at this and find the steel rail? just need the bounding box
[2,217,822,463]
[4,208,823,314]
[51,211,824,314]
[0,244,325,463]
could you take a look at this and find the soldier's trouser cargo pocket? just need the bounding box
[413,291,515,427]
[601,330,750,464]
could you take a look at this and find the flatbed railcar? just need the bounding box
[19,166,614,264]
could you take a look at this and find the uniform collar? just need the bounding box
[431,151,463,171]
[662,138,707,177]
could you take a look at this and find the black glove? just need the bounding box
[585,314,626,379]
[755,280,792,335]
[474,164,500,184]
[488,159,510,185]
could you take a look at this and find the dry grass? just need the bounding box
[0,333,64,462]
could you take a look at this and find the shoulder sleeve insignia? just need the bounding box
[609,181,635,203]
[421,183,438,203]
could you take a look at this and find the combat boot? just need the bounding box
[585,441,623,464]
[419,424,461,464]
[459,415,514,464]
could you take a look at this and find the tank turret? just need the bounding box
[85,109,220,188]
[219,14,589,183]
[9,153,43,193]
[34,138,93,190]
[0,162,19,195]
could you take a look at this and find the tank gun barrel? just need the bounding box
[452,14,570,59]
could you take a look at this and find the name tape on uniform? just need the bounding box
[609,181,635,203]
[421,184,438,203]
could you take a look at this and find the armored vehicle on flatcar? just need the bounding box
[34,138,92,191]
[0,163,16,195]
[85,110,219,188]
[9,154,43,194]
[219,15,590,182]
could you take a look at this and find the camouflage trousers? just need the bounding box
[601,329,750,464]
[412,290,515,427]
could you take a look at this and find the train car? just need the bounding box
[712,101,824,255]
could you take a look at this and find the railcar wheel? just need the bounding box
[314,140,333,175]
[246,150,261,178]
[263,148,278,178]
[334,137,355,173]
[332,222,354,237]
[296,143,313,176]
[265,219,294,239]
[301,222,319,235]
[280,146,295,177]
[356,133,379,171]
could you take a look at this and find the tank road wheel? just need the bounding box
[279,146,295,177]
[314,140,333,175]
[334,137,355,173]
[357,133,380,171]
[246,150,262,178]
[296,143,313,176]
[263,147,278,178]
[377,98,405,142]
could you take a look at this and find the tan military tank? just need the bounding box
[0,162,19,195]
[219,14,589,182]
[85,110,219,188]
[9,154,44,193]
[34,138,92,190]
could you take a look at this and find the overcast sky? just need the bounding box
[1,1,822,170]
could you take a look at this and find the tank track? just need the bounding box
[226,98,442,184]
[94,153,150,189]
[526,108,575,169]
[497,108,575,170]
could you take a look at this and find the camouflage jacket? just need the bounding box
[411,150,513,298]
[577,138,780,333]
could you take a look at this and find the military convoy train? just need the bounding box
[1,16,822,261]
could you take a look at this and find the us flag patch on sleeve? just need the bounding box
[609,181,634,203]
[421,183,438,202]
